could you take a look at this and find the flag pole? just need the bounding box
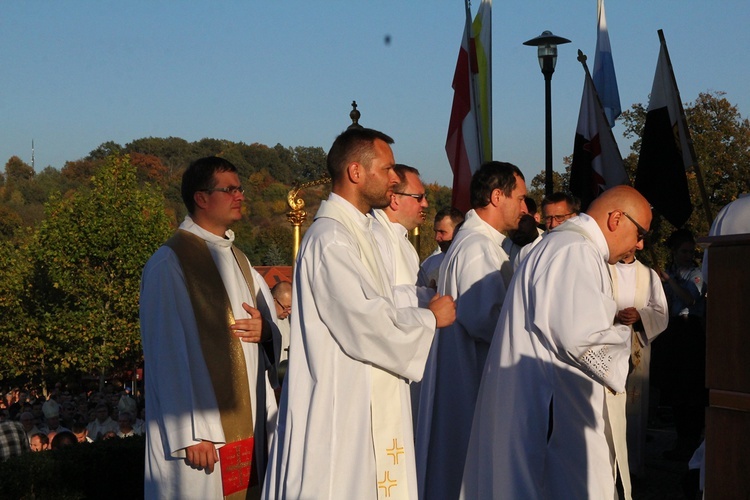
[577,49,626,177]
[657,29,713,225]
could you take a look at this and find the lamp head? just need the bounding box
[523,30,571,74]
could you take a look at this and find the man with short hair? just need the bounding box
[542,191,581,230]
[271,281,293,362]
[29,432,50,452]
[141,156,280,499]
[263,128,456,499]
[417,208,464,288]
[374,164,434,307]
[71,422,93,443]
[461,185,653,499]
[416,162,527,500]
[50,431,77,450]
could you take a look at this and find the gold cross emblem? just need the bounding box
[378,470,398,497]
[386,438,404,465]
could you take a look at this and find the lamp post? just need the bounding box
[523,30,571,197]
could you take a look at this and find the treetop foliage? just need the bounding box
[0,156,172,385]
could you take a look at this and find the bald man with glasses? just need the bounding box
[271,281,292,362]
[462,185,653,499]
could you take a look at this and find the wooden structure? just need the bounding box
[701,234,750,497]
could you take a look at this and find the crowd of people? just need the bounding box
[3,126,746,499]
[139,128,745,499]
[0,383,145,461]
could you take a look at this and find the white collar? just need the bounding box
[180,215,234,248]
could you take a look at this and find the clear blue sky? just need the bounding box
[2,1,748,187]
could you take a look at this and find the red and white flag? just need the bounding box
[570,55,629,211]
[446,0,491,213]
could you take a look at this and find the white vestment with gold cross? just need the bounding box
[263,194,436,500]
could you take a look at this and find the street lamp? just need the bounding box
[523,30,571,196]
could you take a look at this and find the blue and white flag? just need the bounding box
[592,0,621,127]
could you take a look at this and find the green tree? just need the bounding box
[289,145,328,182]
[2,156,48,229]
[238,224,294,266]
[5,156,34,182]
[88,141,122,160]
[36,166,74,199]
[0,234,40,384]
[425,182,453,213]
[526,169,569,207]
[22,155,172,386]
[124,136,192,176]
[61,158,104,184]
[0,204,23,238]
[192,138,232,159]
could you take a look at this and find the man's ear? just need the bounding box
[347,162,361,183]
[607,210,621,233]
[194,191,209,210]
[490,188,503,207]
[388,193,399,211]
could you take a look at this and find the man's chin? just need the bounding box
[371,199,390,210]
[610,251,631,265]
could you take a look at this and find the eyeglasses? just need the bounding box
[394,192,426,202]
[544,213,574,224]
[274,297,291,311]
[621,211,651,242]
[200,185,245,196]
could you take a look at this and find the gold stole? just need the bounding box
[165,230,255,500]
[316,201,410,500]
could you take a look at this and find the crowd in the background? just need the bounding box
[0,382,144,459]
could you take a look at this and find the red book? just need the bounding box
[219,437,255,496]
